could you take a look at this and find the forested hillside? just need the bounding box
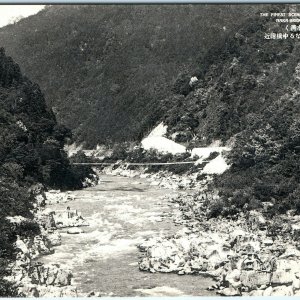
[1,4,300,296]
[0,48,92,295]
[164,9,296,144]
[161,6,300,216]
[1,4,298,218]
[0,4,261,147]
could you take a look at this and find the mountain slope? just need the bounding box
[160,6,300,215]
[0,48,93,295]
[0,4,261,147]
[164,10,296,144]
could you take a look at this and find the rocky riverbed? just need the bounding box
[102,164,208,190]
[5,186,89,297]
[101,164,300,296]
[40,175,215,296]
[9,174,213,297]
[7,164,300,297]
[137,191,300,296]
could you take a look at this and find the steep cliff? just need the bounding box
[0,48,92,295]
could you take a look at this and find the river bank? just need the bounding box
[101,164,300,296]
[5,175,100,297]
[5,186,84,297]
[138,194,300,296]
[7,163,300,297]
[101,164,210,191]
[37,175,214,296]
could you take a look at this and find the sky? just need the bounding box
[0,5,45,28]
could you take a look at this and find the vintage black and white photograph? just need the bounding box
[0,3,300,297]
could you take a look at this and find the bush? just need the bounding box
[0,278,18,297]
[207,151,219,161]
[172,73,193,96]
[207,199,225,218]
[68,151,96,189]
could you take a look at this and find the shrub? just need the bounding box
[207,198,225,218]
[172,73,193,96]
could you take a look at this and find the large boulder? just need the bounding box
[240,271,270,290]
[217,287,241,296]
[18,284,40,297]
[37,285,78,297]
[226,269,242,289]
[292,272,300,291]
[30,263,72,286]
[270,285,294,296]
[67,228,83,234]
[36,210,56,229]
[46,232,62,246]
[271,271,294,286]
[32,235,53,256]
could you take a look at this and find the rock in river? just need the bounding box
[67,227,83,234]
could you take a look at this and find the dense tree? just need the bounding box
[0,4,263,147]
[0,48,94,295]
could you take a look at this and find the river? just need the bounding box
[39,174,214,296]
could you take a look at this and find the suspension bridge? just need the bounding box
[71,161,206,166]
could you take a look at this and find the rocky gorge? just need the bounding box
[101,161,300,296]
[102,166,206,191]
[6,156,300,297]
[3,3,300,297]
[138,195,300,296]
[5,181,99,297]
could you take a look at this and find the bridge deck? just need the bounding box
[72,161,207,166]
